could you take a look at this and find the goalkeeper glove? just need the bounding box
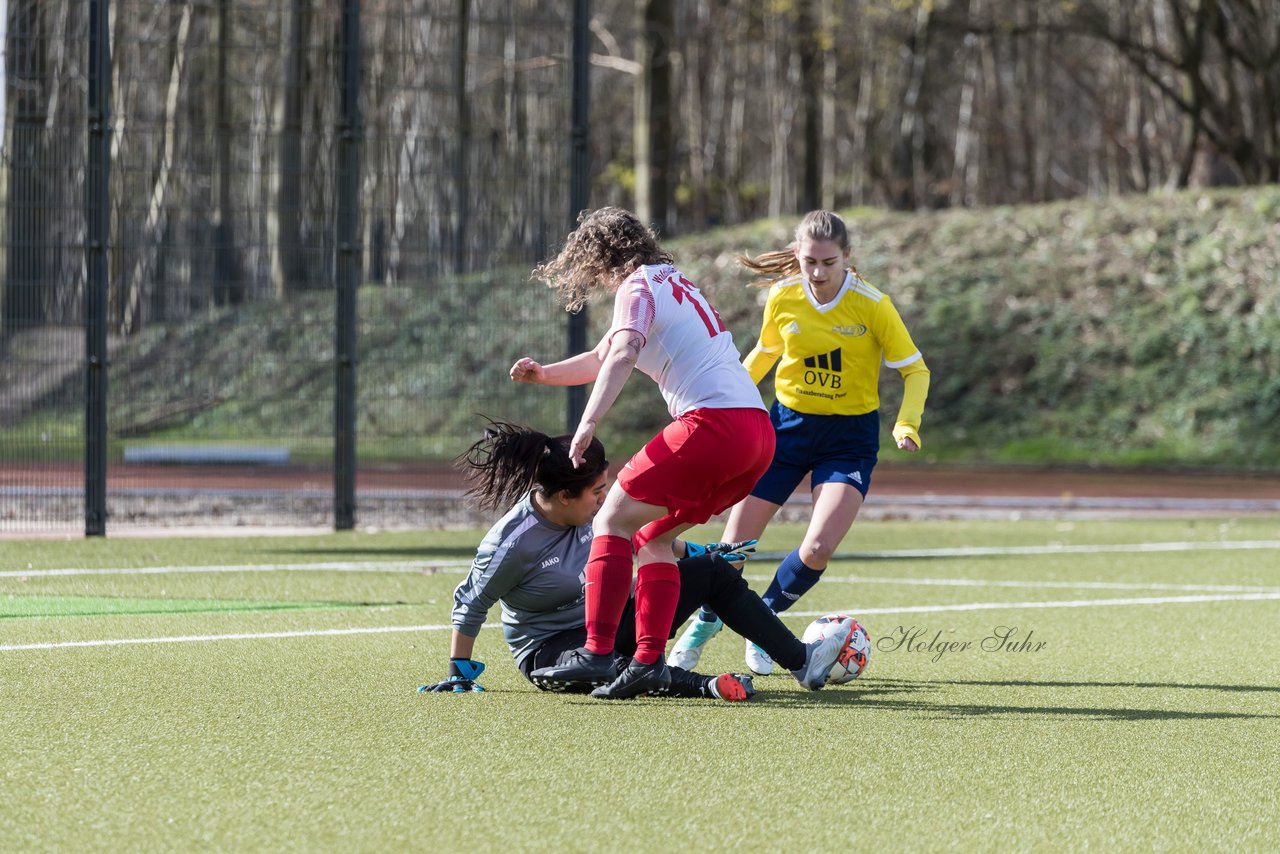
[685,539,759,563]
[418,658,486,693]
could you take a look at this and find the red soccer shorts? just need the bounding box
[619,406,774,535]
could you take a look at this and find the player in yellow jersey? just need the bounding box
[669,210,931,675]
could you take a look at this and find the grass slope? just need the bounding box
[5,186,1278,468]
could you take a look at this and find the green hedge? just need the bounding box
[6,187,1277,469]
[668,187,1280,468]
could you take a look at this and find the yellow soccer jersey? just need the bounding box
[742,271,930,443]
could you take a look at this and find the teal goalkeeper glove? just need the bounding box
[685,539,759,563]
[418,658,486,693]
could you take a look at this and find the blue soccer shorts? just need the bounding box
[749,402,880,504]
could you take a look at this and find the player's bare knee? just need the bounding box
[637,539,675,566]
[801,541,833,568]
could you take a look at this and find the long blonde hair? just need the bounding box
[739,210,854,287]
[533,207,674,312]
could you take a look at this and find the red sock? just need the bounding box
[584,534,634,655]
[633,562,681,664]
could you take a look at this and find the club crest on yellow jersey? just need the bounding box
[833,324,868,337]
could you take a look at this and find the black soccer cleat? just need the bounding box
[590,658,672,700]
[530,647,619,690]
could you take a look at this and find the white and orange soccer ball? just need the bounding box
[801,614,871,684]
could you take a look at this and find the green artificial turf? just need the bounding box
[0,594,354,619]
[2,517,1278,851]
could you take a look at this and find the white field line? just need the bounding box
[3,593,1279,653]
[0,561,474,578]
[0,624,453,652]
[789,591,1280,618]
[7,538,1280,580]
[744,575,1280,594]
[754,539,1280,561]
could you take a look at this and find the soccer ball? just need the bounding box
[801,614,871,684]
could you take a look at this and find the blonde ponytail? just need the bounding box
[738,210,854,287]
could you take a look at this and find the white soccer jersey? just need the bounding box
[608,264,765,417]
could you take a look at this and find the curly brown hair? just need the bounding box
[532,207,674,311]
[738,210,855,287]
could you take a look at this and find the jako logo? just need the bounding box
[803,348,842,388]
[540,556,561,569]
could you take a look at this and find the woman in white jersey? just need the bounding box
[669,210,930,676]
[509,208,777,699]
[417,421,846,698]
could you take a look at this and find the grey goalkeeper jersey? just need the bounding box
[451,493,595,667]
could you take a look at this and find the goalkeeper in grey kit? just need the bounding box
[420,420,845,699]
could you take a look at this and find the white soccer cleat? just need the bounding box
[667,616,723,670]
[745,639,775,676]
[790,617,852,690]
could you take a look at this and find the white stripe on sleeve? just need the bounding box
[885,351,923,369]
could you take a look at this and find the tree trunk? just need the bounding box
[951,31,979,207]
[122,2,192,335]
[3,0,49,334]
[797,0,821,212]
[682,0,709,230]
[850,40,873,206]
[213,0,245,306]
[723,2,749,222]
[980,19,1010,204]
[275,0,311,297]
[452,0,470,274]
[819,0,837,211]
[635,0,674,233]
[895,2,932,209]
[765,11,793,218]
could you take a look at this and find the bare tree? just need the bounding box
[274,0,310,296]
[634,0,674,233]
[3,0,49,333]
[796,0,821,212]
[121,2,192,334]
[894,2,933,209]
[451,0,470,274]
[213,0,245,306]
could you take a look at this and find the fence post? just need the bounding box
[85,0,111,537]
[566,0,590,432]
[334,0,362,530]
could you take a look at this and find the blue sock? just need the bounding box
[761,549,823,613]
[697,607,719,622]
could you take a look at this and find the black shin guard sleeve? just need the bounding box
[666,665,712,698]
[703,560,808,671]
[668,554,724,636]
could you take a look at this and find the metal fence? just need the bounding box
[0,0,594,535]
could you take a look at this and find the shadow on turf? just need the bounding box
[552,682,912,709]
[880,677,1280,694]
[549,678,1280,719]
[843,677,1280,721]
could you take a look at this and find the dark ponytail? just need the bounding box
[456,418,609,512]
